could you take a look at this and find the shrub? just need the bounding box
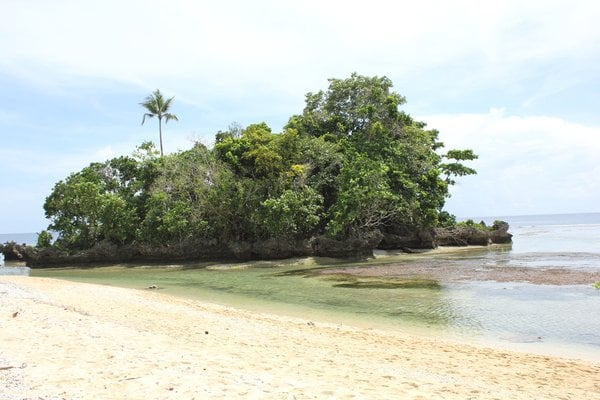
[36,230,53,248]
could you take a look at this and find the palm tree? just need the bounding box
[140,89,179,157]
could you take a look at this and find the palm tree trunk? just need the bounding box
[158,117,164,157]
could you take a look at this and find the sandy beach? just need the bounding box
[1,276,598,399]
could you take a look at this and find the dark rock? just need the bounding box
[251,238,312,259]
[227,241,252,259]
[434,227,489,246]
[0,242,35,261]
[490,221,513,244]
[311,230,383,258]
[378,229,436,250]
[27,238,315,267]
[434,220,512,247]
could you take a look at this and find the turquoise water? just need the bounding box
[2,213,600,359]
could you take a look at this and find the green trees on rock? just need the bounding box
[261,187,323,239]
[287,73,476,236]
[43,74,477,253]
[44,143,160,250]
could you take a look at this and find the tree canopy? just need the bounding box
[44,74,477,253]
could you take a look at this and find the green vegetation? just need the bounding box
[43,74,477,254]
[456,219,508,231]
[594,281,600,289]
[36,230,53,248]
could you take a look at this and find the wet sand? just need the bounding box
[1,276,599,399]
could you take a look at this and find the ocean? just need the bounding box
[2,213,599,359]
[476,212,600,254]
[0,232,38,246]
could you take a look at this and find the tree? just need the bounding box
[44,174,107,249]
[43,146,159,250]
[288,73,477,235]
[139,144,218,244]
[140,89,179,157]
[260,187,323,239]
[36,230,53,248]
[440,149,478,185]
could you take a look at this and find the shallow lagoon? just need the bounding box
[7,213,600,360]
[29,248,600,360]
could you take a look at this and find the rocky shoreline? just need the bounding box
[1,222,512,268]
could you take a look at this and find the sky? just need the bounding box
[1,0,600,233]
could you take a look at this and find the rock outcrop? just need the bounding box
[0,242,35,261]
[23,221,512,267]
[488,221,513,244]
[378,229,436,250]
[27,238,315,267]
[311,230,384,258]
[434,221,513,246]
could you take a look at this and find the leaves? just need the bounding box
[261,188,323,239]
[441,149,478,184]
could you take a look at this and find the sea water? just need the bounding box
[0,232,38,246]
[4,213,600,360]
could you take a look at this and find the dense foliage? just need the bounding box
[43,74,477,252]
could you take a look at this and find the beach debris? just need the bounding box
[0,366,15,370]
[119,376,142,382]
[146,284,159,290]
[307,321,315,327]
[11,311,19,318]
[205,330,209,335]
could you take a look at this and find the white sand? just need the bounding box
[1,276,598,399]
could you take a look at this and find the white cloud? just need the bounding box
[2,0,599,106]
[423,110,600,217]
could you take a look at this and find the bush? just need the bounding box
[36,230,53,248]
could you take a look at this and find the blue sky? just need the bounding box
[1,0,600,233]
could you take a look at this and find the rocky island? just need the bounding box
[9,74,512,267]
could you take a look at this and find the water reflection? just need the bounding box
[0,265,31,276]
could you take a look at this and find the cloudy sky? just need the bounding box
[1,0,599,233]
